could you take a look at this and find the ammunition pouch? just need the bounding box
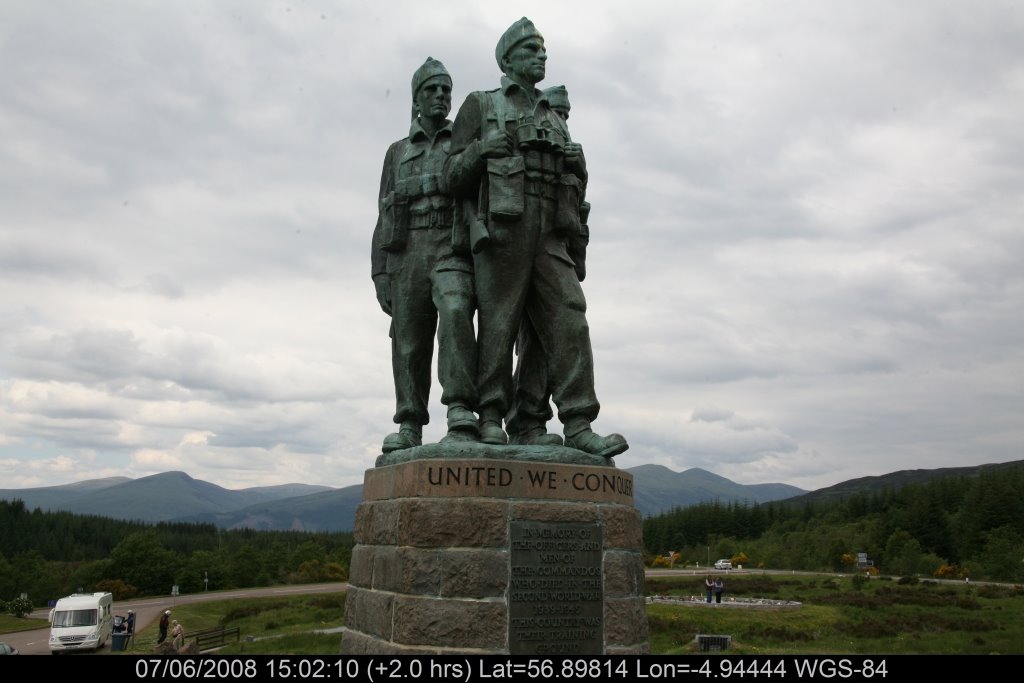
[380,191,409,251]
[382,169,450,251]
[487,156,525,218]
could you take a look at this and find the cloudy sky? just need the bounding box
[2,0,1021,494]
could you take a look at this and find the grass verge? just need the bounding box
[128,593,346,655]
[0,614,49,635]
[646,574,1024,654]
[118,575,1024,655]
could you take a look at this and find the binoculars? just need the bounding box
[515,119,566,154]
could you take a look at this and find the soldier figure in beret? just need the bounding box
[371,57,478,453]
[444,19,627,457]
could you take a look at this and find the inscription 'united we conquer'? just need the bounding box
[426,464,633,496]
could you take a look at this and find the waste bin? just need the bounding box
[111,632,128,651]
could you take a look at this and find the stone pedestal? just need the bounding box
[341,457,649,655]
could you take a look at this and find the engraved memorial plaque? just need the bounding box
[508,520,604,655]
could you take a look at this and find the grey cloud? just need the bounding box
[3,414,126,451]
[10,329,144,383]
[0,241,107,282]
[139,273,187,299]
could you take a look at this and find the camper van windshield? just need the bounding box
[53,609,97,627]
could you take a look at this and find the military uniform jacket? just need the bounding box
[445,77,586,208]
[371,119,455,279]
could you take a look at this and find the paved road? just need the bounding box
[6,582,348,655]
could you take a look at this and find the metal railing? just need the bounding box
[696,634,732,651]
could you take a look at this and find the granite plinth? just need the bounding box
[341,458,649,655]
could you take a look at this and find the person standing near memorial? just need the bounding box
[171,619,184,649]
[371,58,479,453]
[157,609,170,644]
[125,609,135,647]
[444,18,627,457]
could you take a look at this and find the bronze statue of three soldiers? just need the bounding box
[371,18,628,460]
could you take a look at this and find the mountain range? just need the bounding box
[3,459,1017,533]
[0,472,332,526]
[0,465,802,532]
[779,458,1024,506]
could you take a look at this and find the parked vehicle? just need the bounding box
[0,641,19,655]
[47,592,113,654]
[714,559,733,570]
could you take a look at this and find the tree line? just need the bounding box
[643,464,1024,582]
[0,500,353,607]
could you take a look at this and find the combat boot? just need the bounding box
[564,421,628,458]
[382,423,422,453]
[509,417,563,446]
[478,407,508,445]
[441,405,480,443]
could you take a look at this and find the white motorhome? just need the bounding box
[48,592,113,654]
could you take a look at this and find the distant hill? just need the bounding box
[779,459,1024,506]
[173,485,366,532]
[0,476,132,511]
[625,464,805,516]
[0,471,332,523]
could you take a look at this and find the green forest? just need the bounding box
[0,500,353,607]
[643,464,1024,582]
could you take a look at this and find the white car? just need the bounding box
[714,559,733,570]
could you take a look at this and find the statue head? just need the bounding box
[410,57,452,122]
[544,85,570,120]
[495,17,546,86]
